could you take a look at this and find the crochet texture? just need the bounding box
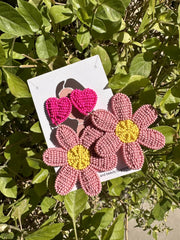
[43,125,117,196]
[91,93,165,170]
[70,88,97,115]
[46,97,72,125]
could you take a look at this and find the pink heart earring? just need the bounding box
[70,88,97,115]
[45,97,72,126]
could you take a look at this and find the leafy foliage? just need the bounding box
[0,0,179,240]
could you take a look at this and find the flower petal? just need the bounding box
[95,133,122,156]
[90,154,117,171]
[79,167,101,196]
[55,166,78,195]
[79,125,103,149]
[121,142,144,169]
[111,93,132,120]
[132,104,157,129]
[43,148,67,166]
[91,109,118,132]
[138,129,165,150]
[56,125,79,150]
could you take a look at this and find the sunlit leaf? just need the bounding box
[64,189,88,220]
[0,1,32,36]
[103,213,125,240]
[76,25,91,51]
[91,45,111,75]
[25,223,64,240]
[35,34,58,59]
[11,199,30,220]
[17,0,43,32]
[129,53,152,77]
[153,126,176,144]
[32,168,49,184]
[0,42,6,66]
[30,121,41,133]
[41,197,56,214]
[0,169,17,198]
[109,73,149,94]
[3,69,31,98]
[50,5,73,26]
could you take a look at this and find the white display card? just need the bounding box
[28,55,137,189]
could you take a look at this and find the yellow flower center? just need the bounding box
[67,145,91,170]
[115,120,139,143]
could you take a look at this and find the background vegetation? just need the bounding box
[0,0,179,239]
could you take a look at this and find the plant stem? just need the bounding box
[73,219,78,240]
[147,174,179,206]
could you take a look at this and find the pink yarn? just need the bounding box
[46,97,72,125]
[91,93,165,170]
[70,88,97,115]
[43,125,117,196]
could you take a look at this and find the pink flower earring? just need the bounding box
[91,93,165,170]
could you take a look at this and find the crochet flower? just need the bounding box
[43,125,117,196]
[91,93,165,170]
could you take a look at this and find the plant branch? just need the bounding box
[147,174,179,206]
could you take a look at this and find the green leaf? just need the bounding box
[117,31,132,43]
[0,204,10,223]
[0,224,8,232]
[50,5,73,26]
[139,84,156,105]
[109,74,149,94]
[108,177,124,196]
[0,1,33,36]
[0,169,17,198]
[11,199,30,220]
[91,45,111,75]
[3,69,31,98]
[129,53,152,77]
[172,143,180,164]
[64,189,88,221]
[137,8,152,35]
[152,198,171,221]
[143,37,161,51]
[92,17,107,33]
[160,82,180,113]
[0,42,6,66]
[98,0,130,18]
[76,7,91,26]
[152,126,176,144]
[76,25,90,51]
[178,4,180,24]
[35,34,58,59]
[0,70,2,85]
[30,121,41,133]
[0,232,14,239]
[92,208,114,235]
[41,197,56,214]
[164,46,180,61]
[32,168,49,184]
[96,3,122,22]
[17,0,43,32]
[103,213,125,240]
[26,157,42,170]
[25,223,64,240]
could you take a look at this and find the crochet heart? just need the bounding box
[70,89,97,115]
[46,97,72,125]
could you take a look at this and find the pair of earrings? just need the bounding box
[46,88,97,126]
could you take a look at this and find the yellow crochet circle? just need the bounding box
[115,120,139,143]
[67,145,90,170]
